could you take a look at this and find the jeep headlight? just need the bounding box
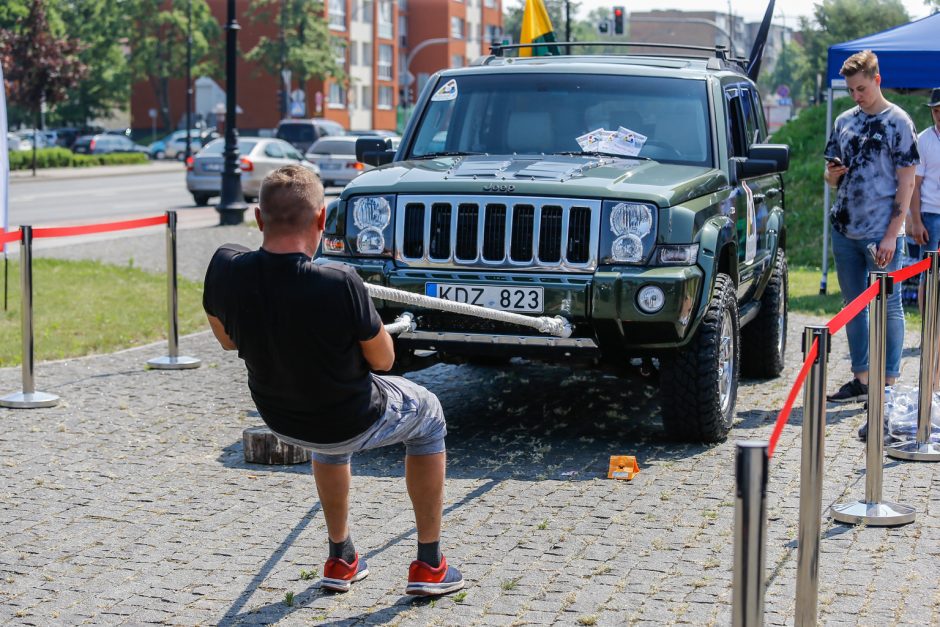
[344,195,395,257]
[601,201,657,265]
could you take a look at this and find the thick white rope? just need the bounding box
[383,312,415,336]
[367,283,572,338]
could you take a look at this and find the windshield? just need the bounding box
[309,139,355,156]
[277,124,315,143]
[408,73,713,166]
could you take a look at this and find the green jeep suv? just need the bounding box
[324,46,789,443]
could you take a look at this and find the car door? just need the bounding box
[725,84,779,302]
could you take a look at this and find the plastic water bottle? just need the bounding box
[886,385,918,441]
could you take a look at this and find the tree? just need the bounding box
[798,0,909,102]
[126,0,221,132]
[51,0,131,126]
[244,0,343,114]
[761,40,810,106]
[0,0,86,174]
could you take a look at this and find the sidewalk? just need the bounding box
[9,161,182,183]
[0,225,938,625]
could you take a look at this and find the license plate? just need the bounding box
[321,162,342,170]
[425,283,544,313]
[202,163,222,172]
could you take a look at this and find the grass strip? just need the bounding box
[0,258,206,367]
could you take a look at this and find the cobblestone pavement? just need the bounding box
[0,225,938,625]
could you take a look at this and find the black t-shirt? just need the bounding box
[203,244,386,444]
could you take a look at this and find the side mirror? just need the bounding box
[733,144,789,179]
[356,137,395,167]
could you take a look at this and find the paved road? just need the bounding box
[7,171,344,230]
[3,223,937,625]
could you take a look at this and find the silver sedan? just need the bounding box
[186,137,321,206]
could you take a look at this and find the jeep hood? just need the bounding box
[344,155,728,207]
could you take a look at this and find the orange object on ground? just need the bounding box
[607,455,640,480]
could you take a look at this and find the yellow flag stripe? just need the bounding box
[520,0,554,45]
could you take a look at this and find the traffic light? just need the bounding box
[613,6,625,35]
[598,20,609,35]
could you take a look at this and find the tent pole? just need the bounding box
[820,87,833,295]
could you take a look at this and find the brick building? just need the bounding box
[130,0,502,137]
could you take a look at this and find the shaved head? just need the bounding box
[258,165,324,234]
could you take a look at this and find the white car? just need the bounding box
[186,137,321,206]
[305,135,400,187]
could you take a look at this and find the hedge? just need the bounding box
[8,148,149,170]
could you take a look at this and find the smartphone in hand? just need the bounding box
[825,156,844,167]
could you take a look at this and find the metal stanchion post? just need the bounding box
[148,212,201,370]
[888,251,940,461]
[795,325,829,626]
[732,441,768,627]
[832,273,915,525]
[0,227,59,408]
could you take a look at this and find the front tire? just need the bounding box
[660,273,740,443]
[742,251,788,378]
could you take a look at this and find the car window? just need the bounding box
[202,139,259,155]
[117,137,133,148]
[277,124,315,143]
[281,143,304,160]
[316,121,345,137]
[309,139,355,155]
[264,142,285,158]
[408,73,713,166]
[725,86,760,158]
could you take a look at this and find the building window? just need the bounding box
[329,0,346,30]
[333,42,347,68]
[360,0,373,24]
[378,85,394,109]
[378,44,393,80]
[399,0,407,9]
[451,55,463,68]
[361,85,372,109]
[486,24,501,45]
[485,0,496,7]
[362,42,372,67]
[450,16,464,39]
[378,0,393,39]
[399,50,407,81]
[328,82,346,108]
[350,43,358,66]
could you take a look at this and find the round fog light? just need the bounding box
[637,285,665,314]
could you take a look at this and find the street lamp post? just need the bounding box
[185,0,193,161]
[217,0,247,225]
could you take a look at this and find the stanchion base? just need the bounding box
[147,355,202,370]
[0,391,60,409]
[886,440,940,462]
[830,500,915,526]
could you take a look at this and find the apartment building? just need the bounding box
[401,0,502,106]
[130,0,501,135]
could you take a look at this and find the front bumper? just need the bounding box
[333,258,704,354]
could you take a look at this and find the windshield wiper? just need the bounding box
[553,150,652,161]
[411,151,485,160]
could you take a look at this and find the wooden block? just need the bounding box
[242,426,311,465]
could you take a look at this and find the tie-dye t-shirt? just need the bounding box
[824,104,919,240]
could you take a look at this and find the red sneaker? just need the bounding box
[406,555,465,596]
[320,554,369,593]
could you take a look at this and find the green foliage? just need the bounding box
[126,0,221,130]
[7,148,149,170]
[762,40,810,106]
[244,0,342,90]
[772,92,935,268]
[797,0,910,101]
[0,258,206,367]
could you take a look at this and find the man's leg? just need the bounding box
[405,452,446,543]
[832,229,872,384]
[312,460,351,543]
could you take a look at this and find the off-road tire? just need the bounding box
[742,251,788,378]
[660,273,740,443]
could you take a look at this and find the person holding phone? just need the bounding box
[823,51,920,429]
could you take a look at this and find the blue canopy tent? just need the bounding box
[819,12,940,293]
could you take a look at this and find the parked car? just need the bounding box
[71,134,149,155]
[165,129,218,160]
[186,137,321,206]
[305,135,399,187]
[6,132,28,151]
[275,118,346,153]
[15,130,49,149]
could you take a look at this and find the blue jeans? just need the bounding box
[921,212,940,255]
[831,229,905,378]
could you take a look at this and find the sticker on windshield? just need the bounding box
[575,127,647,157]
[431,79,458,102]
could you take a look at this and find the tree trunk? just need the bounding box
[242,426,311,465]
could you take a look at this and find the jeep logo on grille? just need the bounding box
[482,183,515,192]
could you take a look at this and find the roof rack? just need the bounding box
[487,41,748,70]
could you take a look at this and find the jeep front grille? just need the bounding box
[396,195,601,271]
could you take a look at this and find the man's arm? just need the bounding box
[877,165,917,265]
[909,175,927,245]
[360,326,394,372]
[207,314,237,351]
